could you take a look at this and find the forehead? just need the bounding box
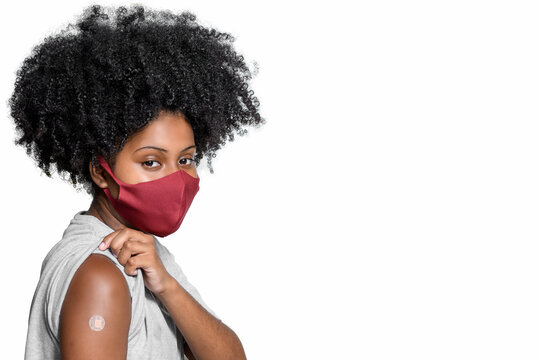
[125,111,194,149]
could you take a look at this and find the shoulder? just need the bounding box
[59,254,131,359]
[64,253,131,297]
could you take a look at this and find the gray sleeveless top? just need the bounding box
[24,210,219,359]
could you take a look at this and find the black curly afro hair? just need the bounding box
[8,4,265,197]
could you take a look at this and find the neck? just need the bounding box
[85,192,132,232]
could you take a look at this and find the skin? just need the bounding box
[87,109,199,232]
[59,110,247,360]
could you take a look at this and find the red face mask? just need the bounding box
[97,155,200,237]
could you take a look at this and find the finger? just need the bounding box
[98,229,121,250]
[123,254,142,276]
[117,239,145,266]
[109,229,143,257]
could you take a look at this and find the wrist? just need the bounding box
[156,274,178,300]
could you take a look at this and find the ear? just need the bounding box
[89,159,109,190]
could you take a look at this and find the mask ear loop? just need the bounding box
[96,155,122,201]
[97,155,123,184]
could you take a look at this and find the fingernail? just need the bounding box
[99,241,106,250]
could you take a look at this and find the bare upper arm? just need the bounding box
[59,254,132,360]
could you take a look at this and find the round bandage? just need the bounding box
[89,314,106,331]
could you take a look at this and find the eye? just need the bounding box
[142,160,160,168]
[179,157,194,166]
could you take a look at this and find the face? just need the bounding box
[94,110,198,200]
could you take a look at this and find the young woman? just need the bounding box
[10,4,264,359]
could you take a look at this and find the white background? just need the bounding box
[1,1,539,359]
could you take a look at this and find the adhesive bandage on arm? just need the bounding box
[88,314,106,331]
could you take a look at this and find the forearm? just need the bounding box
[156,276,247,360]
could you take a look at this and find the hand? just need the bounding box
[98,227,174,296]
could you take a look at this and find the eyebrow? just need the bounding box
[134,145,196,153]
